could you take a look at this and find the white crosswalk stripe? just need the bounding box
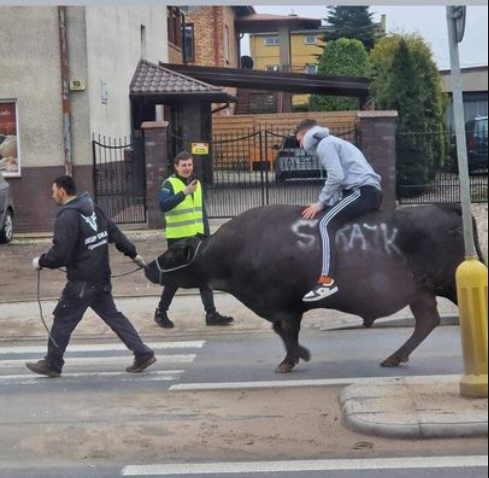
[0,341,205,385]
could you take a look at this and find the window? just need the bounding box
[184,24,195,62]
[306,64,318,75]
[305,36,317,45]
[264,37,280,47]
[167,7,183,48]
[224,25,231,64]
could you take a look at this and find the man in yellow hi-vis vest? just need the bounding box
[155,152,234,328]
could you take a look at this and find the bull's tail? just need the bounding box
[439,206,486,306]
[473,216,487,266]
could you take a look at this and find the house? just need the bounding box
[440,66,489,127]
[249,14,387,110]
[0,6,171,232]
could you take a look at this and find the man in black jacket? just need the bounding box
[26,176,156,378]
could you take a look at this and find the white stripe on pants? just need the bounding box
[320,190,362,277]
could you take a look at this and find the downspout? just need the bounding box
[58,6,73,176]
[212,7,220,67]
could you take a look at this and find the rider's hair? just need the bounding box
[174,151,194,166]
[54,176,77,196]
[293,119,318,136]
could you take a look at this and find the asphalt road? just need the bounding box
[0,326,486,478]
[0,461,487,478]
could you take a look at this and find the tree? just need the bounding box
[369,34,448,195]
[323,6,378,51]
[309,38,368,112]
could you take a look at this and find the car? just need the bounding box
[0,174,14,244]
[466,116,488,172]
[274,135,325,182]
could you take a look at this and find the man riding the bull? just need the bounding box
[154,151,234,328]
[295,119,383,302]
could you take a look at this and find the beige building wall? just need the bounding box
[440,67,489,93]
[85,6,169,144]
[0,6,64,168]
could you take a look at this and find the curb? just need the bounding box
[340,380,488,440]
[328,315,459,331]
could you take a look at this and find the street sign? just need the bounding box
[450,5,467,43]
[192,143,210,156]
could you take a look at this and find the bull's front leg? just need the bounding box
[273,316,311,374]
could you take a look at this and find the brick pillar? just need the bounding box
[358,111,399,211]
[142,121,170,229]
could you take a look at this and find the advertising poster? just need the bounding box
[0,101,20,177]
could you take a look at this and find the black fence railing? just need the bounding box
[172,126,360,218]
[92,136,147,224]
[397,129,488,204]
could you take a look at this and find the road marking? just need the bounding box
[0,354,196,369]
[0,370,185,385]
[170,374,461,392]
[0,341,206,355]
[121,455,488,476]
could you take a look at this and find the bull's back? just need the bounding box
[212,204,465,314]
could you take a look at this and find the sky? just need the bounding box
[243,5,489,69]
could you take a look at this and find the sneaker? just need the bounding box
[25,360,61,378]
[303,280,339,302]
[126,355,157,373]
[154,308,175,329]
[206,312,235,327]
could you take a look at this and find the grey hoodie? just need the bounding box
[303,126,382,206]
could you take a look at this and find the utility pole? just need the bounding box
[447,5,488,399]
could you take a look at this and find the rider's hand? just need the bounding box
[302,203,324,220]
[32,257,42,271]
[132,255,147,269]
[183,181,198,196]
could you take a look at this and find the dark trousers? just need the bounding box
[159,237,217,315]
[159,284,216,315]
[320,186,383,278]
[46,281,153,373]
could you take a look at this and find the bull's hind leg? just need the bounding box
[382,294,441,368]
[273,315,311,374]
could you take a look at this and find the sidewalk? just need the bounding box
[341,376,488,439]
[0,293,461,343]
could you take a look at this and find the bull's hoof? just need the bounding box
[299,347,311,362]
[381,356,409,368]
[275,361,295,374]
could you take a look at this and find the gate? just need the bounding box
[173,126,359,218]
[92,136,147,224]
[397,130,488,204]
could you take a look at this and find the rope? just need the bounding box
[37,270,60,349]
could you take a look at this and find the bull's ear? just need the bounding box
[183,238,201,263]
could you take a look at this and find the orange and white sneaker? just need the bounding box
[303,277,339,302]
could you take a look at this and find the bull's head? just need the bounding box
[145,237,206,288]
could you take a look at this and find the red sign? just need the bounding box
[0,101,20,177]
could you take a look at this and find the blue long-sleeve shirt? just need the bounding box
[159,175,210,237]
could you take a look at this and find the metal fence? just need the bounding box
[92,136,147,224]
[397,129,488,204]
[173,126,360,218]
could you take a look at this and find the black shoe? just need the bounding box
[126,355,157,373]
[25,360,61,378]
[154,308,175,329]
[206,312,235,327]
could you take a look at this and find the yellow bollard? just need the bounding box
[456,257,488,398]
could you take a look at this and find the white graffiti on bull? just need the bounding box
[292,220,319,249]
[292,220,401,256]
[337,223,401,255]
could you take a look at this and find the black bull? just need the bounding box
[146,204,484,373]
